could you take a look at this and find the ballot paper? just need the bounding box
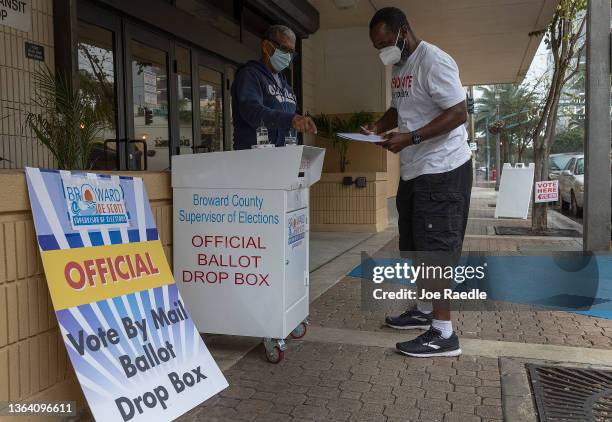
[337,133,383,143]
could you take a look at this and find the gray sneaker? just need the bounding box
[385,308,432,330]
[396,327,462,357]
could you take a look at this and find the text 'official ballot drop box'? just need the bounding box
[172,146,324,362]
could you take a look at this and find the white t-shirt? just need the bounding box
[391,41,471,181]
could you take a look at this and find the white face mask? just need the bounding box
[378,29,405,66]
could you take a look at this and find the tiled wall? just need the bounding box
[0,0,55,169]
[0,171,173,416]
[310,172,388,232]
[0,217,68,407]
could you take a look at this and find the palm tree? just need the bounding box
[26,66,106,170]
[312,112,373,172]
[476,84,539,164]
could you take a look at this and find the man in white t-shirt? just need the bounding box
[364,7,472,357]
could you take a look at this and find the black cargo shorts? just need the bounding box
[396,159,472,254]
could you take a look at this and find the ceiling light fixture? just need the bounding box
[334,0,359,10]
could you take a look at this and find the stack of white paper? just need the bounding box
[337,133,383,143]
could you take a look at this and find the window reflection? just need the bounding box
[198,66,223,152]
[131,40,169,170]
[176,47,194,154]
[77,21,118,170]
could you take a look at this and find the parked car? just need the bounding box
[558,154,584,217]
[549,152,580,180]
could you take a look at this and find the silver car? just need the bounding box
[549,152,579,181]
[558,154,584,217]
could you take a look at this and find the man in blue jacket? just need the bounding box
[231,25,317,150]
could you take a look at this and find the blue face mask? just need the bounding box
[270,48,292,72]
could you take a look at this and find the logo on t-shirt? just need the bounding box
[268,84,296,105]
[392,74,413,100]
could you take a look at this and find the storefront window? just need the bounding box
[176,47,194,154]
[131,40,169,170]
[77,21,118,170]
[78,5,234,169]
[197,66,223,152]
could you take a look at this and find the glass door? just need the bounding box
[77,3,126,170]
[176,46,194,155]
[194,54,225,153]
[78,7,235,168]
[126,25,172,171]
[224,65,236,151]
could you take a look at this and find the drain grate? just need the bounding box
[495,226,582,237]
[528,364,612,421]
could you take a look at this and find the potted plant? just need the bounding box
[26,66,105,170]
[313,111,373,172]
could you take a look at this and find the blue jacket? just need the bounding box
[231,60,297,150]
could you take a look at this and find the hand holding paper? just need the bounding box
[337,133,384,143]
[360,124,378,135]
[377,132,412,153]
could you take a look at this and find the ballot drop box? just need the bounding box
[172,146,324,362]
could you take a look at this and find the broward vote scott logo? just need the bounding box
[61,173,130,230]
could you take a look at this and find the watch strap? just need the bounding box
[410,130,423,145]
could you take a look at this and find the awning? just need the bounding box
[310,0,559,85]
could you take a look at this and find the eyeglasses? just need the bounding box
[267,39,296,57]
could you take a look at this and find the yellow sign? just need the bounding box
[41,240,173,310]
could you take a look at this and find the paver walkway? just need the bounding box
[183,342,503,422]
[311,276,612,348]
[178,187,611,422]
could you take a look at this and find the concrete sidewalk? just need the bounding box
[180,187,612,422]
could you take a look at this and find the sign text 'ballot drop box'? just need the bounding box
[172,146,325,362]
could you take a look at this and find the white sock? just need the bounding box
[417,300,433,314]
[432,319,453,339]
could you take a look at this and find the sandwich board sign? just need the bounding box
[495,163,535,219]
[25,168,227,422]
[535,180,559,203]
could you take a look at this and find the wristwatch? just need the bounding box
[410,130,423,145]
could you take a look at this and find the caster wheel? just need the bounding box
[265,346,284,364]
[290,322,308,339]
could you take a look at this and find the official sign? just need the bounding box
[61,172,130,229]
[0,0,31,32]
[535,180,559,203]
[24,41,44,61]
[288,213,306,246]
[25,168,227,422]
[174,188,290,338]
[469,142,477,151]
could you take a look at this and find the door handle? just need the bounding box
[103,138,124,170]
[128,139,148,171]
[193,145,210,153]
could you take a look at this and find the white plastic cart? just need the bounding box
[172,146,325,363]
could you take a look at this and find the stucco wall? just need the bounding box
[308,27,400,201]
[311,26,387,114]
[310,171,388,232]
